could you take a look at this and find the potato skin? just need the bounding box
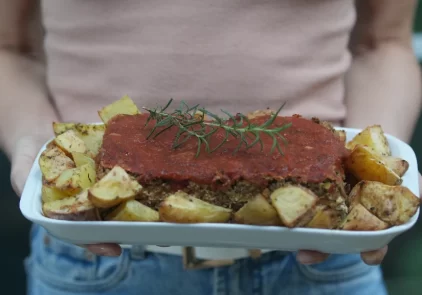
[346,145,402,186]
[349,180,419,226]
[106,200,159,222]
[54,130,87,155]
[159,192,232,223]
[88,166,142,208]
[270,185,318,228]
[381,156,409,177]
[306,205,343,229]
[234,194,282,226]
[346,125,391,156]
[44,209,99,221]
[340,203,389,231]
[43,190,100,221]
[53,122,105,156]
[55,163,96,193]
[41,184,73,203]
[39,146,75,182]
[98,95,139,124]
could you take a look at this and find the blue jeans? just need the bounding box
[25,224,388,295]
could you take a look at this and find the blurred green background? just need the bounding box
[1,3,422,295]
[384,3,422,295]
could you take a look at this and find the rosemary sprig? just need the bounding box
[142,99,292,157]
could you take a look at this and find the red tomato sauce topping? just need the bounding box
[99,113,349,189]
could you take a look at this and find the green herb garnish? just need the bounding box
[142,99,291,157]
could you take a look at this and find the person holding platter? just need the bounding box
[1,0,421,294]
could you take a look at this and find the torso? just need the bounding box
[41,0,356,124]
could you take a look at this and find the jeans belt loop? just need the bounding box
[130,245,146,260]
[182,247,263,270]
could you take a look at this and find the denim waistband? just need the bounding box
[128,245,291,262]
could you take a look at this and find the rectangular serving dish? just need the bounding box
[19,127,420,254]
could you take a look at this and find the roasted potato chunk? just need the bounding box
[306,205,342,229]
[339,203,389,231]
[346,145,401,185]
[46,139,57,150]
[234,194,281,225]
[88,166,142,208]
[106,200,159,222]
[53,123,105,156]
[39,147,75,182]
[346,125,391,156]
[98,95,140,124]
[54,130,87,155]
[270,185,318,228]
[55,163,96,193]
[43,190,99,221]
[72,152,96,167]
[53,122,103,136]
[42,184,74,203]
[53,122,79,135]
[159,192,232,223]
[381,156,409,177]
[349,180,419,225]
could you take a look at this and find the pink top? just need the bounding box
[41,0,356,125]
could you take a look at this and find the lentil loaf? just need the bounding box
[96,112,350,214]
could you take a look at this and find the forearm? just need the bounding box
[0,50,59,158]
[344,43,422,143]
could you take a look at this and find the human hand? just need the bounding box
[296,173,422,266]
[10,135,122,256]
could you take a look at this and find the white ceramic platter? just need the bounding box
[19,127,420,254]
